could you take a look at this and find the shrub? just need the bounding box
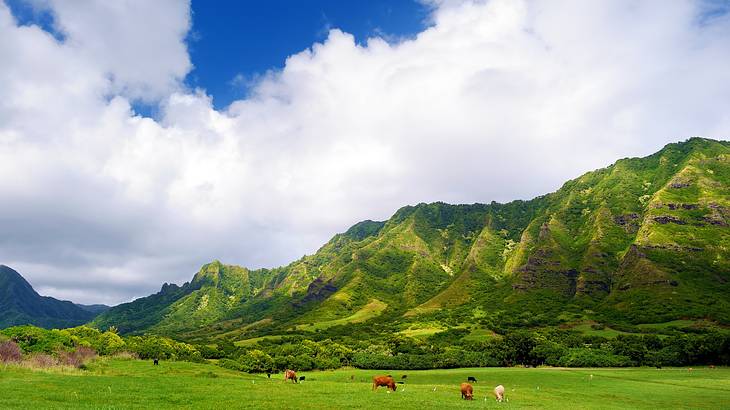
[59,346,97,368]
[558,348,632,367]
[27,353,57,368]
[2,326,72,354]
[218,358,246,372]
[111,351,139,360]
[0,340,22,363]
[238,350,274,373]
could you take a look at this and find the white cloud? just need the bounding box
[0,0,728,304]
[32,0,192,101]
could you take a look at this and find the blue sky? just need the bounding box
[6,0,429,111]
[187,0,429,109]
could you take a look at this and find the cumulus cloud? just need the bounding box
[0,0,728,304]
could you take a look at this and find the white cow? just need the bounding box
[494,384,505,402]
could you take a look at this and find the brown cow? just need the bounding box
[494,384,505,402]
[284,369,298,383]
[460,383,474,400]
[372,375,397,392]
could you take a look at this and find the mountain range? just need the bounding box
[3,138,729,341]
[0,265,108,328]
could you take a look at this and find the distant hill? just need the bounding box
[0,265,104,328]
[76,304,111,315]
[91,138,730,340]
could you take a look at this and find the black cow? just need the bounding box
[299,376,306,382]
[467,376,477,383]
[153,359,159,366]
[401,375,408,380]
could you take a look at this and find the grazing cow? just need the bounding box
[153,359,159,366]
[467,376,477,383]
[401,375,408,380]
[372,375,397,392]
[284,369,298,383]
[494,385,505,402]
[656,366,662,370]
[460,383,474,400]
[299,376,306,382]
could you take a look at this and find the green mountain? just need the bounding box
[0,265,102,328]
[92,262,275,334]
[92,138,730,340]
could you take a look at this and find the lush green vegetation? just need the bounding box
[0,325,204,364]
[1,358,728,409]
[4,323,728,374]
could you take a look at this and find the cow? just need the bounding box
[372,375,397,392]
[299,376,306,382]
[460,383,474,400]
[494,385,505,402]
[153,359,159,366]
[401,375,408,380]
[467,376,477,383]
[709,365,716,369]
[284,369,298,383]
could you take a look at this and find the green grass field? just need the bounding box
[1,359,728,409]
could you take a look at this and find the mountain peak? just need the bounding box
[658,136,729,157]
[0,264,37,296]
[192,260,226,286]
[0,265,98,328]
[343,220,385,241]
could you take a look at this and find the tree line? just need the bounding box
[2,325,728,372]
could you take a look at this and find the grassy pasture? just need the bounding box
[0,359,728,409]
[233,335,284,347]
[295,299,388,332]
[570,324,629,338]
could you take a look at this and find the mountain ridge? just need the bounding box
[51,138,730,338]
[0,265,106,328]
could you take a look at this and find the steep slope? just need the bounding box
[91,261,274,334]
[0,265,99,328]
[498,138,730,323]
[91,138,730,338]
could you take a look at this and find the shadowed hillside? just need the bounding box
[0,265,101,328]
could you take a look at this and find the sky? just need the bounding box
[0,0,729,305]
